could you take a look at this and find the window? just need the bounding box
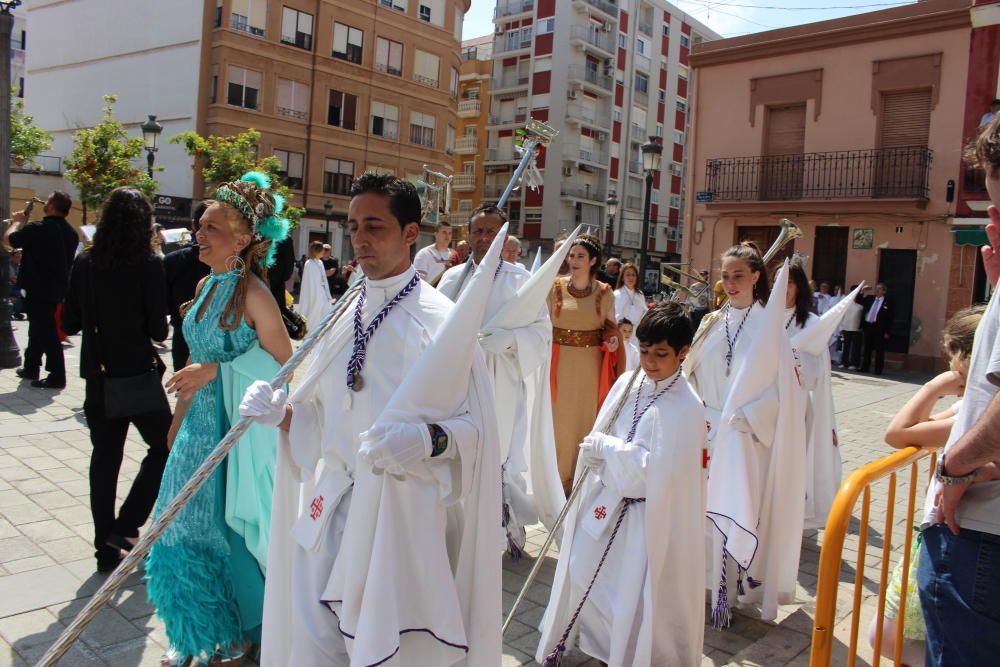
[637,37,648,55]
[539,18,555,34]
[413,49,439,87]
[454,7,463,41]
[672,129,684,144]
[276,78,310,120]
[450,67,458,99]
[652,190,660,204]
[209,64,218,104]
[333,22,363,64]
[662,24,670,37]
[655,123,663,137]
[618,34,627,48]
[634,72,649,94]
[446,125,455,155]
[419,0,444,25]
[379,0,407,11]
[327,89,357,129]
[274,149,304,189]
[410,111,435,147]
[676,100,687,113]
[613,109,622,122]
[281,7,313,50]
[375,37,403,76]
[669,195,681,208]
[214,0,222,27]
[659,90,666,103]
[680,34,691,48]
[371,101,399,139]
[324,159,354,195]
[227,65,262,110]
[231,0,266,36]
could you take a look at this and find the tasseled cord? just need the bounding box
[542,498,643,666]
[711,550,731,630]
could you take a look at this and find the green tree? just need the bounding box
[170,129,303,226]
[64,95,158,223]
[10,92,53,168]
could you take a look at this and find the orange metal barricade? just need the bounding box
[809,446,937,667]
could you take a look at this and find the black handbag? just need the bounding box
[88,262,170,419]
[282,305,307,341]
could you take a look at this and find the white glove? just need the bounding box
[238,380,287,428]
[358,422,432,475]
[478,328,517,355]
[578,433,608,470]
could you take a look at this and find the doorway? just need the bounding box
[812,227,849,290]
[736,225,795,268]
[876,248,916,353]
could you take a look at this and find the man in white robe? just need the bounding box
[437,205,561,553]
[240,173,500,666]
[537,303,707,666]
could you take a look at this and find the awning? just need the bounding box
[955,228,989,246]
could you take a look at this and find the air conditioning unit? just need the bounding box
[494,25,504,36]
[596,132,607,142]
[562,166,574,177]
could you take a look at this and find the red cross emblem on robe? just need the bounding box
[309,495,325,520]
[594,505,608,520]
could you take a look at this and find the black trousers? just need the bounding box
[169,316,189,373]
[24,298,64,380]
[860,323,887,374]
[84,378,172,564]
[840,330,862,368]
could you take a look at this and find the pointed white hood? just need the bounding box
[530,246,542,274]
[791,282,866,356]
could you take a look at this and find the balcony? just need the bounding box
[453,174,476,191]
[11,154,62,174]
[633,88,649,108]
[455,136,478,154]
[413,74,439,88]
[486,147,519,163]
[496,34,533,55]
[457,99,481,117]
[561,183,607,202]
[570,26,615,57]
[628,159,642,174]
[488,110,529,127]
[703,147,933,203]
[572,146,610,166]
[638,19,653,36]
[634,53,651,72]
[625,195,642,210]
[565,104,612,131]
[483,183,508,199]
[630,123,645,143]
[495,0,535,19]
[572,0,619,21]
[277,106,308,121]
[567,65,613,95]
[490,73,530,94]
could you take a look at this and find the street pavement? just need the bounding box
[0,323,938,666]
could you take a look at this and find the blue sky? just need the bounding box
[463,0,919,40]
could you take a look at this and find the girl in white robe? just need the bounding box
[538,303,707,667]
[685,243,806,625]
[298,241,332,331]
[613,262,648,325]
[619,318,640,372]
[784,260,842,530]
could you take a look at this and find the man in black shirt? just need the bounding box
[163,201,210,372]
[3,191,79,388]
[268,235,295,310]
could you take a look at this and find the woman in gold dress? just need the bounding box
[547,234,624,493]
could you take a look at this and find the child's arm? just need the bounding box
[884,371,964,449]
[583,432,649,498]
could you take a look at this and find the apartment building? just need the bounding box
[452,34,493,227]
[683,0,976,370]
[25,0,469,259]
[484,0,717,264]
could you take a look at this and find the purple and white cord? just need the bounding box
[724,303,753,374]
[626,368,683,442]
[346,273,420,390]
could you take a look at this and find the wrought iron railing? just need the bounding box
[704,147,933,202]
[567,65,613,92]
[495,0,534,18]
[574,0,619,19]
[569,26,615,53]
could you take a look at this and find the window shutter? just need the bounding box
[765,104,806,156]
[880,89,931,148]
[343,94,357,130]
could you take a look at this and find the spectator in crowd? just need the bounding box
[502,234,525,269]
[164,202,211,372]
[858,283,892,375]
[152,223,167,258]
[603,257,622,284]
[61,187,172,573]
[918,114,1000,667]
[688,269,711,329]
[321,243,340,296]
[299,240,332,330]
[454,239,471,265]
[413,221,454,283]
[614,262,648,325]
[8,249,23,320]
[979,98,1000,129]
[838,284,865,370]
[3,191,79,388]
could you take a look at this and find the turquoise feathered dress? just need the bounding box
[146,269,281,662]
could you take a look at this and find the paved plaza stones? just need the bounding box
[0,325,936,666]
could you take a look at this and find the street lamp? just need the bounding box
[639,136,663,292]
[323,199,333,243]
[0,0,23,369]
[605,192,618,249]
[140,114,163,179]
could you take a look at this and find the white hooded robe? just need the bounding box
[299,258,332,332]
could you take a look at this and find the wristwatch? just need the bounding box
[935,454,978,486]
[428,424,449,458]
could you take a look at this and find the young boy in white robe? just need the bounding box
[619,318,640,372]
[537,302,708,667]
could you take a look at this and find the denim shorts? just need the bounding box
[917,524,1000,667]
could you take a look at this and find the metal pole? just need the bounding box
[496,138,541,210]
[34,278,365,667]
[0,10,20,369]
[146,150,154,179]
[639,171,654,289]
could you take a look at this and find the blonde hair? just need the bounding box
[943,305,985,363]
[966,115,1000,175]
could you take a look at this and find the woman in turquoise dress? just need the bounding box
[146,173,292,666]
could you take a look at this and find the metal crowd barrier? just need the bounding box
[809,446,937,666]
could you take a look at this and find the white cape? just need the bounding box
[537,370,707,666]
[299,258,332,332]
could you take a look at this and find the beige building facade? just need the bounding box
[683,0,975,370]
[451,35,493,229]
